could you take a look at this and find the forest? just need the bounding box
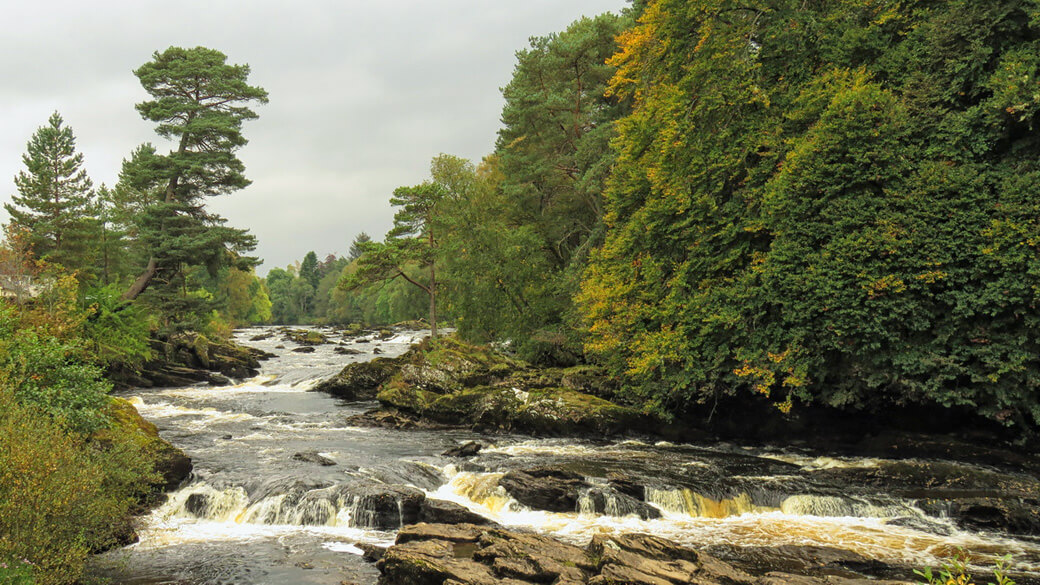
[2,1,1040,582]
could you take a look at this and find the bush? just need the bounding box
[0,392,157,585]
[80,284,153,367]
[0,307,110,434]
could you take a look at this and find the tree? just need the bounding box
[347,233,371,261]
[579,0,1040,428]
[122,46,268,304]
[434,14,633,360]
[220,267,272,325]
[343,182,446,337]
[299,251,320,288]
[4,112,97,273]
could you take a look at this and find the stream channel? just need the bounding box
[91,326,1040,584]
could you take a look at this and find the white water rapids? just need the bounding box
[89,326,1040,585]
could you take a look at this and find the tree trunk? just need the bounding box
[122,257,157,301]
[121,127,191,301]
[429,259,438,339]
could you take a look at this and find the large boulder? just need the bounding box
[498,467,588,513]
[337,482,426,529]
[109,332,271,390]
[283,329,330,345]
[369,336,655,437]
[419,499,495,526]
[313,357,404,400]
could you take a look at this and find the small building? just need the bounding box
[0,273,46,301]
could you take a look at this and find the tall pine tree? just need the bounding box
[5,112,97,273]
[122,47,267,309]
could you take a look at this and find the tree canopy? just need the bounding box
[123,46,268,305]
[578,0,1040,427]
[4,112,97,273]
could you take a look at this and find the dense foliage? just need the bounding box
[262,247,429,327]
[0,288,159,584]
[578,0,1040,426]
[0,46,268,584]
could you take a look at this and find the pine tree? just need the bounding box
[5,112,97,272]
[347,233,372,261]
[122,47,267,304]
[299,251,320,288]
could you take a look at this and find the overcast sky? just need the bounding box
[0,0,627,274]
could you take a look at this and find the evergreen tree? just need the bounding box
[5,112,97,273]
[347,233,371,261]
[122,46,268,308]
[299,251,320,288]
[343,183,446,337]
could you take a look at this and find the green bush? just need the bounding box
[0,392,156,585]
[80,284,153,367]
[0,311,110,434]
[0,559,34,585]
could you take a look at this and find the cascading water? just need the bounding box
[90,326,1040,585]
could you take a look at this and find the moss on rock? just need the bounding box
[367,336,654,437]
[96,397,192,492]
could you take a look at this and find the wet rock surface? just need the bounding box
[442,441,483,457]
[292,450,337,466]
[109,331,274,390]
[316,336,654,437]
[281,328,331,345]
[313,358,403,400]
[498,467,588,513]
[376,524,914,585]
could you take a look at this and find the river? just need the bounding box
[90,326,1040,584]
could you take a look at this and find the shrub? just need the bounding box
[0,391,157,585]
[916,551,1016,585]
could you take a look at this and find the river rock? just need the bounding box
[292,346,316,353]
[284,329,330,345]
[377,524,889,585]
[313,357,404,400]
[334,346,363,355]
[339,482,426,529]
[292,451,337,466]
[419,499,494,525]
[442,441,483,457]
[579,487,661,520]
[359,543,387,562]
[498,467,588,512]
[372,337,655,437]
[109,331,267,390]
[811,459,1040,535]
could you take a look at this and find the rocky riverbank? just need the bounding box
[108,331,275,390]
[375,523,913,585]
[315,336,652,436]
[309,334,1040,541]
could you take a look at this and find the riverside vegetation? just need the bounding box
[0,45,263,584]
[3,0,1040,583]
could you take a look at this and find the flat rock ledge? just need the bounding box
[376,523,912,585]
